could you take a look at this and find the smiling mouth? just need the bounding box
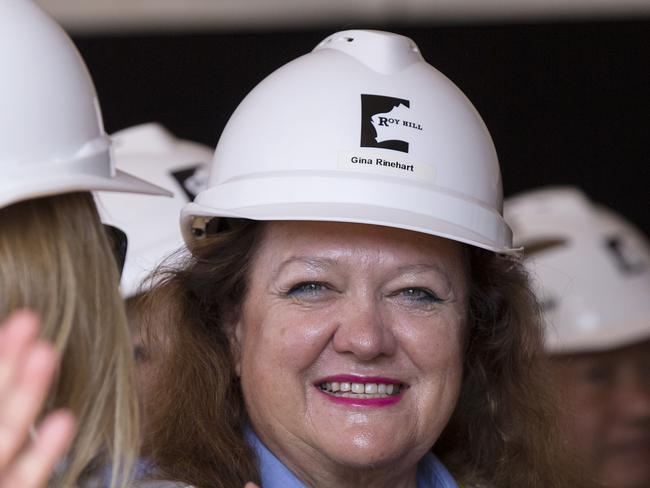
[318,381,403,399]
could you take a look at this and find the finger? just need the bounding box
[244,483,260,488]
[0,311,40,397]
[0,409,76,488]
[0,343,57,470]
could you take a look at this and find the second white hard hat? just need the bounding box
[182,30,516,253]
[96,124,212,298]
[505,187,650,353]
[0,0,169,212]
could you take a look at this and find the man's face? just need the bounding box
[551,339,650,488]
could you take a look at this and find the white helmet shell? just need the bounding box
[505,187,650,353]
[96,124,212,298]
[0,0,169,211]
[182,30,516,253]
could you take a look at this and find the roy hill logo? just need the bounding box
[360,94,423,153]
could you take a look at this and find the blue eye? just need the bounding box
[398,288,442,303]
[286,282,329,296]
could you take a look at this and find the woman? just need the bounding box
[140,30,590,487]
[0,1,168,486]
[505,187,650,488]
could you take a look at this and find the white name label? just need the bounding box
[337,151,435,183]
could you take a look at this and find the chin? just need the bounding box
[317,429,419,470]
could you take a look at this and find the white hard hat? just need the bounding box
[505,187,650,354]
[96,124,213,298]
[182,29,516,253]
[0,0,169,212]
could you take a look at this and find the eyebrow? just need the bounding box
[272,256,338,281]
[394,263,454,290]
[272,258,453,287]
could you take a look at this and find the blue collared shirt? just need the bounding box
[246,429,459,488]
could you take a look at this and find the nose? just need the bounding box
[331,299,397,361]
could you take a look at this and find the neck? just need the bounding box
[265,436,422,488]
[296,463,419,488]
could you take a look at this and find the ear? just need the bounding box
[228,319,244,378]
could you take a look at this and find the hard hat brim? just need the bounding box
[181,175,519,254]
[545,316,650,354]
[0,169,172,210]
[182,201,520,255]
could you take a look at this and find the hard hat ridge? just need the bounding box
[314,30,424,75]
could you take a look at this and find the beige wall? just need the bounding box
[37,0,650,33]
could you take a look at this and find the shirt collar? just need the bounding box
[245,428,458,488]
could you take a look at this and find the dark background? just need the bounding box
[73,20,649,234]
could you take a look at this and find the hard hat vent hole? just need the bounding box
[521,238,567,256]
[319,36,353,47]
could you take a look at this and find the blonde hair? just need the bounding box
[0,192,140,488]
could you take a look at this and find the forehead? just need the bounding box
[561,338,650,365]
[254,220,467,271]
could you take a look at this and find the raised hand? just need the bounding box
[0,311,76,488]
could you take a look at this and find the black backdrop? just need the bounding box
[73,19,650,234]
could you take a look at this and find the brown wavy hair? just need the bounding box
[139,219,592,488]
[0,192,140,488]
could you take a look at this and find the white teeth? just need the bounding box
[319,381,402,397]
[364,383,377,394]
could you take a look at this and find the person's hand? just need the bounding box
[0,311,76,488]
[244,483,260,488]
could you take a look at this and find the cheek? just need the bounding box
[392,309,466,424]
[552,374,610,452]
[239,305,335,383]
[393,307,465,373]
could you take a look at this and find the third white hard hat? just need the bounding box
[505,187,650,353]
[97,124,212,298]
[182,30,516,253]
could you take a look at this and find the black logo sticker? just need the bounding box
[361,94,422,153]
[170,164,209,200]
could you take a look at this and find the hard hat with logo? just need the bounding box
[97,124,212,298]
[182,29,516,253]
[0,0,169,212]
[505,187,650,353]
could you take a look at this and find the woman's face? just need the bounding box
[234,221,469,483]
